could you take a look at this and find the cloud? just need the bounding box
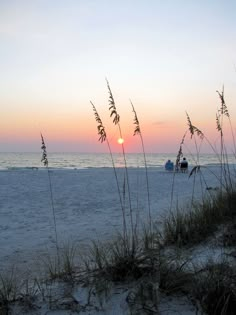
[152,121,166,126]
[152,120,180,129]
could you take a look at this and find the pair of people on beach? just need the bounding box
[165,157,188,173]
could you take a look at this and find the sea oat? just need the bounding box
[91,101,107,143]
[131,100,151,229]
[41,134,48,167]
[216,86,229,118]
[186,112,204,140]
[106,78,120,125]
[215,87,234,192]
[105,79,134,248]
[170,132,186,211]
[91,101,128,242]
[216,113,222,132]
[40,133,59,260]
[131,101,140,136]
[175,132,186,170]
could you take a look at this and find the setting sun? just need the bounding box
[117,138,124,144]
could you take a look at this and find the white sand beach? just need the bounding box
[0,165,222,269]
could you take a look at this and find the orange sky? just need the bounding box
[1,1,236,153]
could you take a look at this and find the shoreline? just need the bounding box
[0,152,234,170]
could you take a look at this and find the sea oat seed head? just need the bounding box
[91,101,107,143]
[40,133,48,167]
[130,100,141,136]
[106,79,120,125]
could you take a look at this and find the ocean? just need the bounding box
[0,152,234,170]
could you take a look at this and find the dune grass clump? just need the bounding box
[88,235,147,282]
[163,188,236,246]
[85,235,196,315]
[86,230,193,292]
[41,241,78,281]
[86,226,166,287]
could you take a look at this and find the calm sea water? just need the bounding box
[0,152,235,170]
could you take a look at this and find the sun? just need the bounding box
[117,138,124,144]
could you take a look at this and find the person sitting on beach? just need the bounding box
[165,159,174,171]
[180,157,188,173]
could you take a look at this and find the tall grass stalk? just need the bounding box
[186,112,204,162]
[106,79,134,247]
[41,133,59,260]
[216,87,234,192]
[91,102,128,243]
[186,113,206,206]
[221,90,236,155]
[131,100,152,230]
[185,110,224,161]
[170,132,186,211]
[181,120,228,199]
[216,88,226,192]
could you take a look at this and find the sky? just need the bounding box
[0,0,236,153]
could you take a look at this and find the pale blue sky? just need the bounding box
[0,0,236,152]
